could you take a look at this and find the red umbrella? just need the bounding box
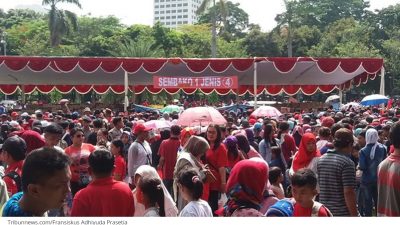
[251,106,282,118]
[177,107,227,127]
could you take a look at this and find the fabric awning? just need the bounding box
[0,56,384,96]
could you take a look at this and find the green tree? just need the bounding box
[152,22,183,57]
[197,1,249,41]
[0,9,45,29]
[42,0,82,47]
[196,0,228,57]
[291,0,369,30]
[242,24,284,57]
[72,16,125,56]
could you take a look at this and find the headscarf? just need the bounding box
[292,133,320,172]
[365,128,379,160]
[133,165,178,217]
[180,127,194,145]
[222,158,268,216]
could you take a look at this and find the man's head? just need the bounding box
[83,107,91,116]
[88,149,115,178]
[133,124,151,141]
[112,117,123,129]
[1,136,27,164]
[357,129,367,147]
[82,116,92,128]
[93,119,103,130]
[170,125,181,138]
[291,168,318,208]
[70,127,84,147]
[22,147,71,212]
[390,122,400,151]
[44,123,63,147]
[333,128,354,154]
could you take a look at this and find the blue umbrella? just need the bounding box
[360,94,389,106]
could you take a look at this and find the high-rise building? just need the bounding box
[153,0,203,29]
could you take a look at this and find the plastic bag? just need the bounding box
[218,193,228,209]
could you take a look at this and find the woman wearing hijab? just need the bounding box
[358,128,387,217]
[174,136,213,211]
[289,133,321,177]
[224,136,242,169]
[218,158,269,217]
[133,165,178,217]
[291,125,303,148]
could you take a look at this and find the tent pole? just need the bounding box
[20,85,25,105]
[339,89,343,105]
[254,60,258,109]
[380,67,385,96]
[124,71,129,112]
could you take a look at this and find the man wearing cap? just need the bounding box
[83,107,91,117]
[317,128,357,216]
[127,124,152,187]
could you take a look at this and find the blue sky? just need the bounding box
[2,0,400,31]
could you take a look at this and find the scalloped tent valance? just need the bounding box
[0,56,384,96]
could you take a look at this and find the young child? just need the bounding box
[269,167,285,199]
[137,177,166,217]
[178,168,213,217]
[291,168,332,217]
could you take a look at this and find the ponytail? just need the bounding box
[178,168,204,201]
[156,185,165,217]
[139,177,166,217]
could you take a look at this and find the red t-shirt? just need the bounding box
[294,202,330,217]
[158,137,180,180]
[206,144,228,191]
[113,155,126,180]
[4,161,23,196]
[71,177,135,216]
[65,143,96,182]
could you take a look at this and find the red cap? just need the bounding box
[11,112,19,117]
[249,118,256,125]
[133,124,152,134]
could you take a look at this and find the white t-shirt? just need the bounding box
[179,200,213,217]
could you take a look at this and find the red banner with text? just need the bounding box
[153,76,238,89]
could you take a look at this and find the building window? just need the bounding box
[166,16,171,19]
[166,10,170,13]
[183,9,188,12]
[172,10,176,13]
[183,21,188,24]
[155,11,159,14]
[183,3,188,6]
[172,21,176,25]
[172,16,176,19]
[178,9,182,12]
[178,15,182,18]
[166,22,171,25]
[183,15,188,18]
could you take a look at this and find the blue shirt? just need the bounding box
[359,143,387,184]
[2,192,32,217]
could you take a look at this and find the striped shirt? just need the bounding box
[377,154,400,217]
[317,149,356,216]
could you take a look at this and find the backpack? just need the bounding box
[3,171,22,193]
[291,199,333,217]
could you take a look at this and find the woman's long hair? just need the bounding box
[263,124,277,146]
[206,124,222,150]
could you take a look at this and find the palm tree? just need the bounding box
[196,0,228,58]
[42,0,81,47]
[110,39,162,58]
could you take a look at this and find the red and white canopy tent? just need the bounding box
[0,56,385,111]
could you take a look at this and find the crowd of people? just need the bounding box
[0,104,399,217]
